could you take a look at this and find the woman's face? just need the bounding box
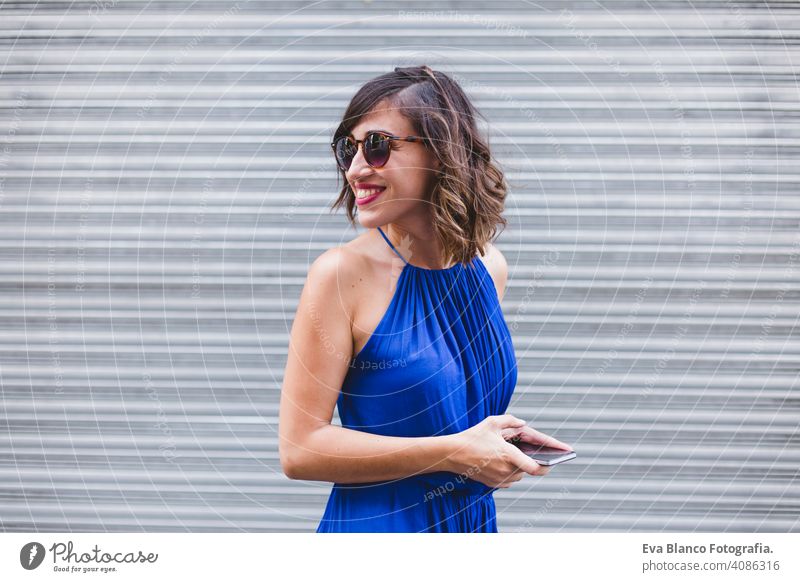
[344,101,441,229]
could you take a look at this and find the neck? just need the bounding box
[383,223,453,269]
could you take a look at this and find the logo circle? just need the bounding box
[20,542,46,570]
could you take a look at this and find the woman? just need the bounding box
[279,65,571,533]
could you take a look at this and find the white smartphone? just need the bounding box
[513,441,576,466]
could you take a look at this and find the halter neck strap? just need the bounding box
[376,226,409,265]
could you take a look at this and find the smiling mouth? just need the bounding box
[355,186,386,199]
[355,186,386,205]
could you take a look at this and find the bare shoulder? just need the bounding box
[479,242,509,302]
[307,233,379,315]
[305,244,365,321]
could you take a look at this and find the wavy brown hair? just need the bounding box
[330,64,509,267]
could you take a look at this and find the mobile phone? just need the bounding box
[513,441,576,466]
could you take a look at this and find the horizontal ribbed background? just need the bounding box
[0,0,798,532]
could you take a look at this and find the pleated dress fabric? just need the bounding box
[316,227,518,533]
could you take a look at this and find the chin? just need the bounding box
[355,197,414,230]
[357,213,382,229]
[355,201,392,230]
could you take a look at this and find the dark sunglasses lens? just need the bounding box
[334,138,355,170]
[364,133,390,167]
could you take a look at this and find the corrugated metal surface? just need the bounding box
[1,0,798,532]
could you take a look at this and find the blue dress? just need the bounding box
[316,226,518,533]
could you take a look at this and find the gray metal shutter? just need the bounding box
[1,1,797,532]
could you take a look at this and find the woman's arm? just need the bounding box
[284,424,459,483]
[278,247,459,483]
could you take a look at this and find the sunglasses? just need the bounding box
[331,131,426,172]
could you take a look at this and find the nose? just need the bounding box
[345,142,373,181]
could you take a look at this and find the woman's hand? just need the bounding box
[500,424,573,451]
[445,414,551,489]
